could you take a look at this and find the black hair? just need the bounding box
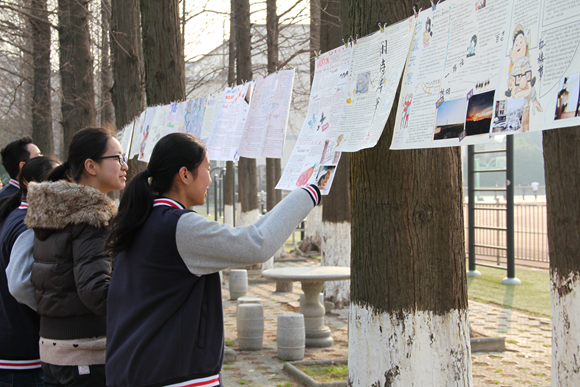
[47,127,114,182]
[0,156,58,224]
[107,133,207,256]
[471,35,477,46]
[0,136,34,179]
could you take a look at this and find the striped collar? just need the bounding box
[153,198,185,210]
[18,201,28,210]
[9,179,19,189]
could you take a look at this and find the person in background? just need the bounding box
[24,127,127,387]
[531,181,540,201]
[0,137,42,199]
[105,133,320,387]
[0,156,58,387]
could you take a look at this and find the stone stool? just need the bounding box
[229,269,248,300]
[277,313,305,361]
[237,303,264,351]
[236,297,261,316]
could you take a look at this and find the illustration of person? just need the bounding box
[505,25,535,98]
[424,18,432,47]
[555,77,570,120]
[139,125,150,159]
[508,56,543,132]
[475,0,486,10]
[467,35,477,57]
[401,93,413,128]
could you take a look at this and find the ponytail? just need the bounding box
[107,133,206,256]
[46,161,71,182]
[106,170,154,255]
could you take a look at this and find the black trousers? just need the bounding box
[41,364,104,387]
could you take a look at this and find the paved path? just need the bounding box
[221,260,552,386]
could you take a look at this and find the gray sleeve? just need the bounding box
[176,188,314,275]
[6,229,37,311]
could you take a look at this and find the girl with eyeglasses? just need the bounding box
[0,156,57,387]
[104,133,320,387]
[23,127,128,387]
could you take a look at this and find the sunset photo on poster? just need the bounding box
[433,98,467,140]
[465,90,494,137]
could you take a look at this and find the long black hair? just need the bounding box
[106,133,206,256]
[47,127,114,182]
[0,156,58,223]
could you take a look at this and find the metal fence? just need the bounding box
[465,201,549,264]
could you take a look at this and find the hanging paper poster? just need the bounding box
[276,45,351,195]
[335,16,416,152]
[140,105,169,162]
[238,69,295,159]
[164,101,186,135]
[200,94,219,143]
[205,82,253,161]
[390,0,511,149]
[129,108,153,160]
[491,0,580,134]
[181,97,206,139]
[118,121,134,157]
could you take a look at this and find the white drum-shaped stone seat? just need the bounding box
[236,303,264,351]
[229,269,248,300]
[277,313,305,361]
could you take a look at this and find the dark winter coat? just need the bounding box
[24,180,116,340]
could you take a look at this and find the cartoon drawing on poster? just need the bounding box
[467,35,477,57]
[400,93,413,129]
[424,17,432,47]
[182,98,206,138]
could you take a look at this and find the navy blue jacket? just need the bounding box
[0,182,18,200]
[106,204,224,387]
[0,206,41,368]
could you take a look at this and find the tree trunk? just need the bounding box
[111,0,146,179]
[100,0,114,127]
[58,0,97,148]
[224,1,236,226]
[542,126,580,386]
[344,0,471,385]
[235,0,258,228]
[320,0,350,307]
[299,0,323,254]
[140,0,185,107]
[30,0,54,156]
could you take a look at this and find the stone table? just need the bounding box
[262,266,350,347]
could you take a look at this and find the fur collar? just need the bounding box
[24,180,117,229]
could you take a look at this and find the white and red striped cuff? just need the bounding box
[301,184,321,206]
[163,374,220,387]
[18,201,28,209]
[0,359,42,370]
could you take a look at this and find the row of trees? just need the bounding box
[1,0,578,385]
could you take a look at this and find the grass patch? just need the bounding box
[467,264,551,317]
[295,363,348,383]
[224,339,235,347]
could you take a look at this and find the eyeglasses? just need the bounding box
[511,70,532,86]
[95,154,128,166]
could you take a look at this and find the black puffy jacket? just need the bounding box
[24,180,116,340]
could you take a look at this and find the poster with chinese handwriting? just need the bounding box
[181,97,206,139]
[276,46,351,195]
[129,108,152,160]
[140,105,169,162]
[205,82,253,161]
[200,94,220,143]
[491,0,580,134]
[238,69,295,159]
[335,17,416,152]
[118,121,134,157]
[164,102,186,135]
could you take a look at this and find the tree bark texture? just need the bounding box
[30,0,54,156]
[140,0,185,107]
[266,0,281,213]
[111,0,146,179]
[235,0,258,218]
[224,1,236,226]
[100,0,115,127]
[344,0,470,385]
[58,0,97,149]
[542,127,580,386]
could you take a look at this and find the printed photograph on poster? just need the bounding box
[433,98,467,140]
[554,75,580,120]
[464,90,494,137]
